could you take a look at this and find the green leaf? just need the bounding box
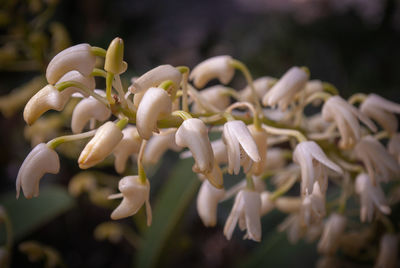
[135,158,200,268]
[0,185,75,244]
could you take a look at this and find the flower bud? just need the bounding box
[144,129,182,166]
[260,191,274,215]
[46,43,96,84]
[113,127,142,174]
[190,56,235,88]
[78,122,123,169]
[239,76,275,102]
[136,87,172,140]
[197,180,225,227]
[56,70,96,98]
[16,143,60,199]
[104,37,127,75]
[191,85,231,113]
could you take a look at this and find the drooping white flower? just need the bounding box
[293,141,342,196]
[56,70,96,98]
[322,96,377,149]
[317,213,347,255]
[78,122,123,169]
[136,87,172,140]
[71,96,111,134]
[196,180,225,227]
[248,125,268,176]
[191,85,231,113]
[354,136,399,183]
[239,76,276,102]
[375,234,398,268]
[300,182,326,226]
[143,129,182,166]
[113,127,142,174]
[16,143,60,199]
[262,67,309,111]
[46,43,96,84]
[190,56,235,88]
[110,176,152,226]
[388,133,400,164]
[355,173,391,222]
[222,120,261,175]
[224,190,262,242]
[360,94,400,134]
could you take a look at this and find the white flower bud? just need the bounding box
[317,213,347,255]
[375,234,398,268]
[388,133,400,164]
[113,127,142,174]
[46,44,96,84]
[239,76,275,102]
[260,191,274,216]
[110,176,152,226]
[191,85,231,113]
[78,122,123,169]
[224,190,262,242]
[196,180,225,227]
[248,125,268,176]
[262,67,309,111]
[129,65,182,94]
[190,55,235,88]
[56,70,96,98]
[16,143,60,199]
[136,87,172,140]
[144,129,182,166]
[71,96,111,134]
[175,118,214,174]
[222,120,261,175]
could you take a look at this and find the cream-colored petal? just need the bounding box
[248,125,268,175]
[242,190,262,241]
[223,122,241,175]
[191,85,231,113]
[56,70,96,98]
[239,76,275,102]
[144,129,181,165]
[190,56,235,88]
[197,180,225,227]
[113,127,142,174]
[223,191,245,240]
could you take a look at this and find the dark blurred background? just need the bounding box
[0,0,400,267]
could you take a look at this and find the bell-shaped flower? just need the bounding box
[355,173,391,222]
[71,96,111,134]
[136,87,172,140]
[375,234,398,268]
[175,118,214,174]
[113,127,142,174]
[16,143,60,199]
[322,96,377,149]
[190,55,235,88]
[222,120,261,175]
[46,43,96,84]
[191,85,231,113]
[300,182,326,226]
[248,125,268,176]
[354,136,399,183]
[56,70,96,98]
[239,76,275,102]
[129,65,182,94]
[78,121,123,169]
[293,141,342,196]
[360,94,400,134]
[262,67,309,111]
[110,176,152,226]
[143,129,182,166]
[317,213,347,255]
[197,180,225,227]
[388,133,400,164]
[224,190,262,242]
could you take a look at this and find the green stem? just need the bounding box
[137,140,148,184]
[171,110,192,120]
[55,81,108,107]
[91,46,107,57]
[225,101,262,130]
[262,124,307,143]
[246,174,255,191]
[46,130,97,149]
[0,207,13,251]
[305,91,331,105]
[106,72,115,104]
[269,174,298,201]
[159,80,174,91]
[114,75,129,109]
[182,71,189,112]
[222,112,235,122]
[322,82,339,95]
[348,93,367,105]
[116,117,129,130]
[91,68,107,78]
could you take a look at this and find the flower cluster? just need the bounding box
[16,37,400,266]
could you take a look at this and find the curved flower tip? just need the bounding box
[223,190,262,242]
[46,43,96,85]
[190,55,235,88]
[71,97,111,134]
[175,118,214,174]
[23,85,69,125]
[110,176,152,225]
[56,70,96,98]
[113,127,142,174]
[16,143,60,199]
[136,87,172,140]
[129,65,182,94]
[223,120,261,175]
[78,122,123,169]
[197,180,225,227]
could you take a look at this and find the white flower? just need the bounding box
[78,122,123,169]
[260,191,274,216]
[197,180,225,227]
[239,76,275,102]
[322,96,377,149]
[278,214,304,244]
[129,65,182,94]
[16,143,60,199]
[355,173,391,222]
[223,190,262,242]
[317,213,347,255]
[175,118,214,174]
[136,87,172,140]
[56,70,96,98]
[293,141,342,196]
[191,85,231,113]
[275,197,302,213]
[46,43,96,84]
[300,182,326,226]
[113,127,142,174]
[248,125,268,176]
[110,176,152,226]
[265,148,287,174]
[190,56,235,88]
[71,96,111,134]
[262,67,309,111]
[143,129,182,166]
[360,94,400,134]
[375,234,398,268]
[222,120,261,175]
[354,136,399,183]
[388,133,400,164]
